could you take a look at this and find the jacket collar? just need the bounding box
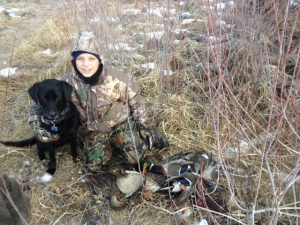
[72,65,107,86]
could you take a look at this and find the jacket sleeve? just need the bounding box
[28,103,59,142]
[127,80,148,124]
[60,73,87,122]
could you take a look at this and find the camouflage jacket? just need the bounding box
[61,66,148,133]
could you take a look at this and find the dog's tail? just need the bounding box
[0,137,37,147]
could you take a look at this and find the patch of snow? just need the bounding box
[209,36,218,42]
[212,1,235,12]
[226,134,274,157]
[181,19,197,25]
[148,8,163,17]
[0,67,18,77]
[216,3,226,11]
[117,24,123,30]
[36,173,53,183]
[90,16,100,23]
[209,36,225,44]
[289,0,300,9]
[106,17,117,23]
[136,44,144,49]
[1,7,22,18]
[145,31,164,39]
[216,20,227,26]
[174,28,188,34]
[141,63,156,70]
[23,160,31,166]
[182,208,193,218]
[226,140,251,157]
[171,8,176,14]
[173,40,181,45]
[216,20,233,29]
[191,219,209,225]
[123,8,141,16]
[227,1,235,8]
[107,43,135,51]
[10,13,20,18]
[90,16,117,23]
[181,11,193,19]
[132,32,145,39]
[163,70,174,76]
[41,48,55,55]
[148,7,176,17]
[8,8,20,12]
[179,1,187,6]
[136,22,164,29]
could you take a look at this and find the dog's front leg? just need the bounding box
[70,136,78,161]
[47,144,56,175]
[37,142,47,160]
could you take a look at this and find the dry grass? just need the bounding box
[0,0,299,224]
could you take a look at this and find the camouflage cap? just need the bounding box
[71,31,101,59]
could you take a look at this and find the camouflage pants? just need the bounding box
[79,119,151,172]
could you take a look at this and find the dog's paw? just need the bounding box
[36,173,53,183]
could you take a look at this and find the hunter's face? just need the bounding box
[75,53,100,77]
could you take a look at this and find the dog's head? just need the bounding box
[28,79,73,121]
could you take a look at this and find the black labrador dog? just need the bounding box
[0,79,80,177]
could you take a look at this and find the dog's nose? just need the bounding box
[47,111,58,120]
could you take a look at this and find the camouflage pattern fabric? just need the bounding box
[71,31,101,58]
[80,118,149,172]
[110,119,149,165]
[62,30,147,132]
[79,129,112,172]
[61,67,147,133]
[28,103,60,142]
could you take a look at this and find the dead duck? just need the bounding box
[143,151,219,180]
[152,172,229,212]
[138,124,170,150]
[83,170,144,209]
[83,171,123,208]
[158,173,199,206]
[187,151,219,180]
[142,152,193,176]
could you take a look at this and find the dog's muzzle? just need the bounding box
[40,104,71,133]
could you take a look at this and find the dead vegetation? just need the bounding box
[0,0,299,224]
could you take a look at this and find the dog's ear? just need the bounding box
[60,81,73,101]
[28,82,40,102]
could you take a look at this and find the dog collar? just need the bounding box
[40,104,71,130]
[50,121,59,133]
[41,116,59,133]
